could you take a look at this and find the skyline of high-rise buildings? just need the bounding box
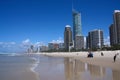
[28,9,120,52]
[0,0,120,52]
[39,9,120,52]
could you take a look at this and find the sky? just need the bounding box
[0,0,120,53]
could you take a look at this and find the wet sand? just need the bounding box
[39,50,120,71]
[0,55,39,80]
[78,57,120,71]
[34,55,120,80]
[1,69,39,80]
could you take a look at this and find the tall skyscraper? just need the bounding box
[64,25,73,51]
[109,24,115,46]
[87,30,104,49]
[72,10,84,50]
[73,10,82,39]
[109,10,120,46]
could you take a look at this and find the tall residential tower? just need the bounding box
[109,10,120,46]
[87,30,104,49]
[64,25,73,51]
[72,10,84,50]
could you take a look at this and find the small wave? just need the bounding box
[0,53,19,56]
[31,57,39,63]
[7,53,23,56]
[30,57,40,73]
[31,63,39,72]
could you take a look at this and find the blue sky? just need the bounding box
[73,0,120,38]
[0,0,120,52]
[0,0,71,43]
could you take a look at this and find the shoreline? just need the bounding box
[0,54,40,80]
[37,50,120,71]
[29,55,40,80]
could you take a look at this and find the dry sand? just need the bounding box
[39,50,120,71]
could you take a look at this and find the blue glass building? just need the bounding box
[73,10,84,50]
[73,10,82,40]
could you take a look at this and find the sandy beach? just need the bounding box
[39,50,120,71]
[1,52,119,80]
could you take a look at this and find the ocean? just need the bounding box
[0,53,120,80]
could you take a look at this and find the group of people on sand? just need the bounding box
[87,51,119,62]
[101,52,119,62]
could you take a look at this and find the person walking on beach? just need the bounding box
[101,52,104,56]
[113,54,117,62]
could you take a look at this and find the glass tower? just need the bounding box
[73,10,82,40]
[73,10,84,50]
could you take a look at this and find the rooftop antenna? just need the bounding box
[72,0,79,13]
[72,0,75,12]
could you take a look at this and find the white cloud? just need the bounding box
[50,37,64,43]
[20,39,32,49]
[0,42,4,44]
[10,42,16,45]
[0,39,46,53]
[0,39,32,53]
[0,42,20,53]
[0,42,16,45]
[50,40,64,43]
[0,42,16,48]
[34,42,45,47]
[104,36,110,46]
[22,39,31,45]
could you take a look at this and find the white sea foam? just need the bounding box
[30,57,39,73]
[0,53,20,56]
[8,53,18,56]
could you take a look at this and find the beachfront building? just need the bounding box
[27,45,36,53]
[40,46,48,52]
[64,25,73,51]
[109,24,115,46]
[87,29,104,49]
[109,10,120,46]
[75,36,84,50]
[72,9,84,50]
[48,41,64,51]
[48,43,59,50]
